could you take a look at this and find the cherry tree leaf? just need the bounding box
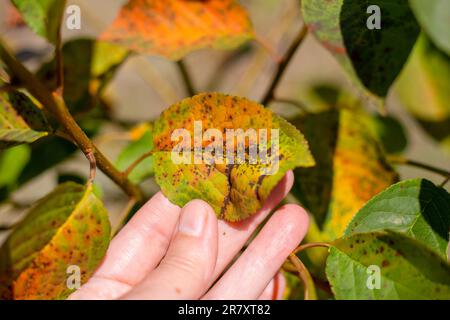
[396,33,450,154]
[409,0,450,56]
[0,91,50,150]
[100,0,254,60]
[326,231,450,299]
[11,0,66,44]
[302,0,419,100]
[0,182,111,300]
[152,93,315,222]
[345,179,450,259]
[116,124,154,184]
[291,108,398,241]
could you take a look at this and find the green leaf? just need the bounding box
[345,179,450,258]
[12,0,66,44]
[116,124,154,184]
[409,0,450,55]
[326,231,450,299]
[38,38,129,114]
[100,0,254,60]
[0,144,30,191]
[396,33,450,154]
[302,0,419,99]
[0,182,111,300]
[153,93,315,222]
[368,114,408,154]
[291,108,398,240]
[0,91,50,149]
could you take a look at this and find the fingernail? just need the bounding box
[178,202,208,237]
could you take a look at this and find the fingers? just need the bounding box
[212,171,294,281]
[70,192,181,299]
[122,200,218,300]
[258,273,286,300]
[203,204,309,300]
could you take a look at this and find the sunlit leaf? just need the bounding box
[0,91,50,149]
[100,0,254,60]
[409,0,450,56]
[302,0,419,100]
[326,231,450,299]
[38,38,129,114]
[116,124,154,184]
[11,0,66,44]
[0,182,111,300]
[292,108,398,240]
[153,93,314,221]
[345,179,450,258]
[396,33,450,154]
[0,144,30,194]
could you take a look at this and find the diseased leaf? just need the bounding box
[38,38,129,114]
[11,0,66,44]
[302,0,419,99]
[100,0,254,60]
[292,108,398,240]
[345,179,450,259]
[153,93,315,221]
[396,33,450,154]
[326,231,450,300]
[409,0,450,56]
[0,182,111,300]
[116,124,154,184]
[0,91,50,149]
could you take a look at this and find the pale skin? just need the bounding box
[69,171,309,300]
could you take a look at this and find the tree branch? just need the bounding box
[261,25,308,106]
[388,156,450,181]
[0,38,143,202]
[177,60,196,97]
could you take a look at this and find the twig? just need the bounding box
[177,60,196,97]
[253,33,283,63]
[288,254,317,300]
[112,197,138,236]
[0,38,144,202]
[441,177,450,188]
[55,22,64,94]
[261,25,308,106]
[123,150,154,177]
[388,156,450,180]
[294,242,331,255]
[271,97,308,112]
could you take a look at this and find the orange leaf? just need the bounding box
[100,0,254,60]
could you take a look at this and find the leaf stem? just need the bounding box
[271,97,308,112]
[293,242,331,255]
[388,156,450,180]
[177,60,196,97]
[55,22,64,94]
[261,25,307,106]
[0,38,144,202]
[123,150,155,178]
[112,197,138,236]
[288,254,317,300]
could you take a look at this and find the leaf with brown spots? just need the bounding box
[302,0,419,101]
[0,182,111,300]
[326,231,450,299]
[153,93,314,222]
[291,108,398,241]
[100,0,254,60]
[0,91,50,150]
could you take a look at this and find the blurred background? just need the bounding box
[0,0,449,243]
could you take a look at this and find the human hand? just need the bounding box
[69,171,309,300]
